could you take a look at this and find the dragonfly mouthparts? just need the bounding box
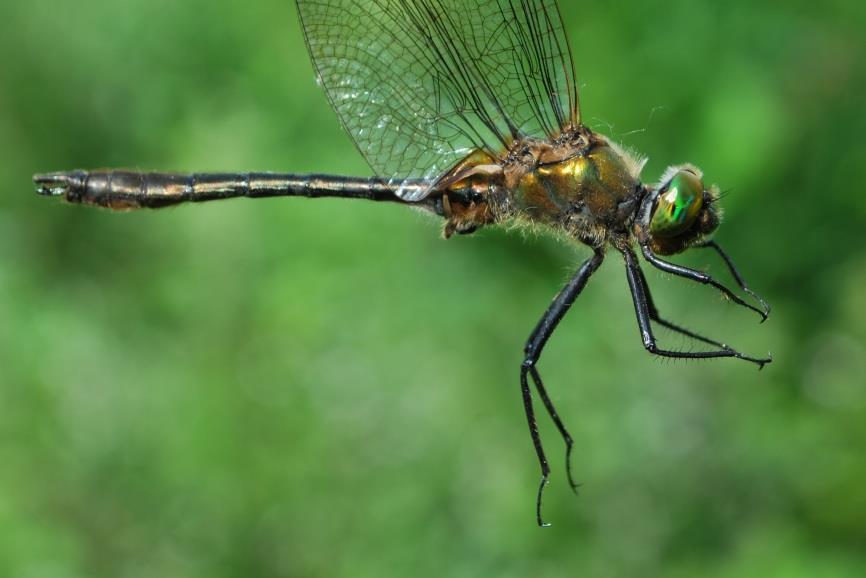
[33,171,86,197]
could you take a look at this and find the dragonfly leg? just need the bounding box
[623,247,771,368]
[639,265,726,348]
[696,240,771,320]
[522,249,604,527]
[639,242,768,322]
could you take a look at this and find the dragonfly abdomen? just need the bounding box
[33,170,428,211]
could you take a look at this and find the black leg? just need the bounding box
[527,365,580,494]
[638,265,729,349]
[640,243,768,322]
[636,260,771,366]
[624,247,771,368]
[697,240,771,321]
[522,249,604,527]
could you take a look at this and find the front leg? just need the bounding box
[623,247,770,368]
[521,248,604,527]
[640,243,768,322]
[697,240,771,320]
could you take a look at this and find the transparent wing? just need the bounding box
[296,0,579,200]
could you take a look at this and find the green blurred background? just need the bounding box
[1,0,865,576]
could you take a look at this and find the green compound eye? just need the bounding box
[649,170,704,238]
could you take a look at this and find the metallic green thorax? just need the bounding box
[649,171,704,238]
[511,143,641,240]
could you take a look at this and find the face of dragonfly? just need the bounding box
[645,164,722,256]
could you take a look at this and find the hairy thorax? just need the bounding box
[507,132,644,246]
[441,127,646,247]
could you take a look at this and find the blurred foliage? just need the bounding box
[1,0,865,576]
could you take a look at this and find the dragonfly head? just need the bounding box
[639,164,721,255]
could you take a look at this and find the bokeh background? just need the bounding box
[1,0,865,576]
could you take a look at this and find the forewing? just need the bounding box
[296,0,579,200]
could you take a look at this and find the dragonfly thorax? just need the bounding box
[507,131,645,247]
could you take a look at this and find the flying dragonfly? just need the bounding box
[34,0,771,526]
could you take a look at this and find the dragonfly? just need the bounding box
[34,0,771,526]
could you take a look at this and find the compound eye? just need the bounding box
[649,170,704,237]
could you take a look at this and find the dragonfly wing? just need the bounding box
[296,0,580,200]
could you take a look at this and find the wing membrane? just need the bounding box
[296,0,579,199]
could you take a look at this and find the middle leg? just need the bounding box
[623,247,770,368]
[636,262,770,365]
